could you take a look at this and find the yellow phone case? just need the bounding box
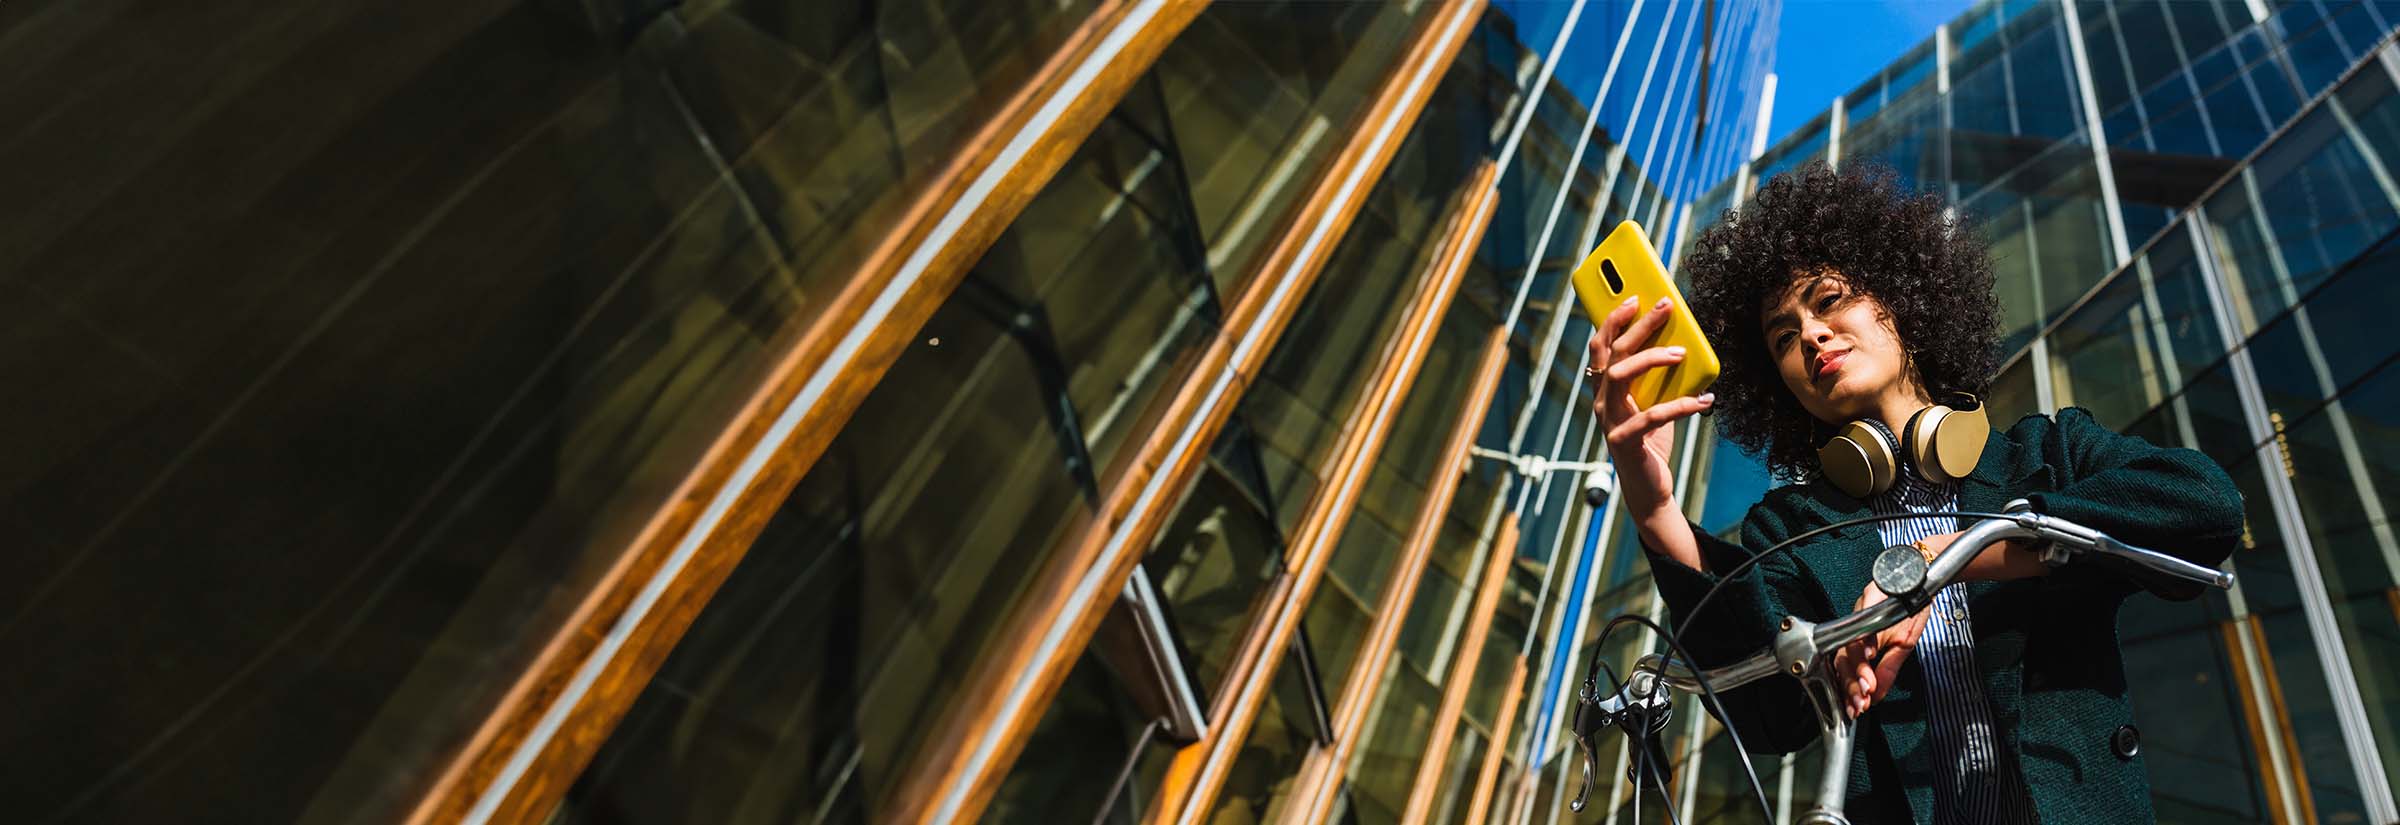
[1569,220,1721,409]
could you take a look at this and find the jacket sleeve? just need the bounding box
[1641,506,1835,754]
[2023,406,2247,602]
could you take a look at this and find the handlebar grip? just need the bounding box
[2089,535,2234,590]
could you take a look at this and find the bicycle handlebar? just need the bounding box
[1642,499,2230,696]
[1573,499,2234,823]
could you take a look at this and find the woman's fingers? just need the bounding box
[1597,295,1641,349]
[1830,643,1857,711]
[1869,642,1910,706]
[1835,640,1877,718]
[1851,614,1930,714]
[1603,392,1716,448]
[1605,345,1688,385]
[1610,296,1676,357]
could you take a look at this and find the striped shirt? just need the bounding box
[1869,467,2037,823]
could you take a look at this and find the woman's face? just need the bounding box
[1760,271,1922,426]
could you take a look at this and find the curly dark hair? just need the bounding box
[1682,159,2001,480]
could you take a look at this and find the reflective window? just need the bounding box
[1949,0,2080,152]
[552,58,1229,822]
[1752,113,1829,188]
[2277,375,2400,795]
[2129,361,2378,822]
[557,295,1094,824]
[2047,225,2228,427]
[1313,301,1500,690]
[1155,1,1430,298]
[0,0,1097,819]
[1962,148,2118,352]
[1690,723,1772,822]
[1840,85,1947,194]
[2202,105,2399,336]
[1675,172,1745,271]
[1152,425,1294,691]
[1426,723,1488,825]
[984,651,1178,824]
[1987,354,2043,423]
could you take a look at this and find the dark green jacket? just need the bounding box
[1645,408,2245,824]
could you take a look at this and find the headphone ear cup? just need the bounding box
[1909,405,1948,483]
[1817,420,1897,498]
[1930,396,1990,480]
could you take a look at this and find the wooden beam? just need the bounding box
[1284,287,1510,824]
[1400,510,1521,825]
[884,2,1492,823]
[1463,657,1528,825]
[401,3,1207,823]
[1143,28,1495,809]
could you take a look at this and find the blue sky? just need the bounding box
[1765,0,1976,146]
[1490,0,1976,174]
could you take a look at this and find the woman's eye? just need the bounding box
[1815,292,1839,312]
[1773,331,1795,351]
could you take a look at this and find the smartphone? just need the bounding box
[1568,220,1720,410]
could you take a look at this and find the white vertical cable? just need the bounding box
[1495,0,1599,187]
[1642,12,1720,242]
[1497,0,1658,338]
[1499,0,1694,772]
[1828,96,1844,170]
[1481,0,1662,672]
[1680,0,1761,231]
[1631,0,1711,228]
[1750,74,1778,162]
[1605,0,1693,235]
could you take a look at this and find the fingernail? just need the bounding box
[1621,296,1638,307]
[1655,297,1671,309]
[1667,346,1686,356]
[1697,392,1716,405]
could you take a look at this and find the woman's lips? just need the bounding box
[1816,351,1848,378]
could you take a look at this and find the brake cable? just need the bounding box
[1577,510,2028,823]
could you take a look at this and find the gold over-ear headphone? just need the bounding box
[1815,393,1990,498]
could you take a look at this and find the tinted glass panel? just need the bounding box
[0,0,1094,819]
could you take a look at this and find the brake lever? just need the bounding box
[1569,673,1609,812]
[1569,667,1674,813]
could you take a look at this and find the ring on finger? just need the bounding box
[1583,365,1603,378]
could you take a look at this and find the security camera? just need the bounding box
[1584,478,1609,508]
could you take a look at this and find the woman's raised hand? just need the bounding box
[1587,296,1716,517]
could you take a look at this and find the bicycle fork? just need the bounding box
[1780,614,1858,825]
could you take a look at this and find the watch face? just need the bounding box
[1873,545,1928,599]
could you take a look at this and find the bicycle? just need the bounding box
[1566,498,2235,824]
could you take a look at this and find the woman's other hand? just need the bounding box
[1589,296,1715,570]
[1835,583,1930,718]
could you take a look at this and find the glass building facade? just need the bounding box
[0,1,1782,824]
[36,0,2398,822]
[1643,0,2400,822]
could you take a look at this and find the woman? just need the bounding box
[1587,160,2243,823]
